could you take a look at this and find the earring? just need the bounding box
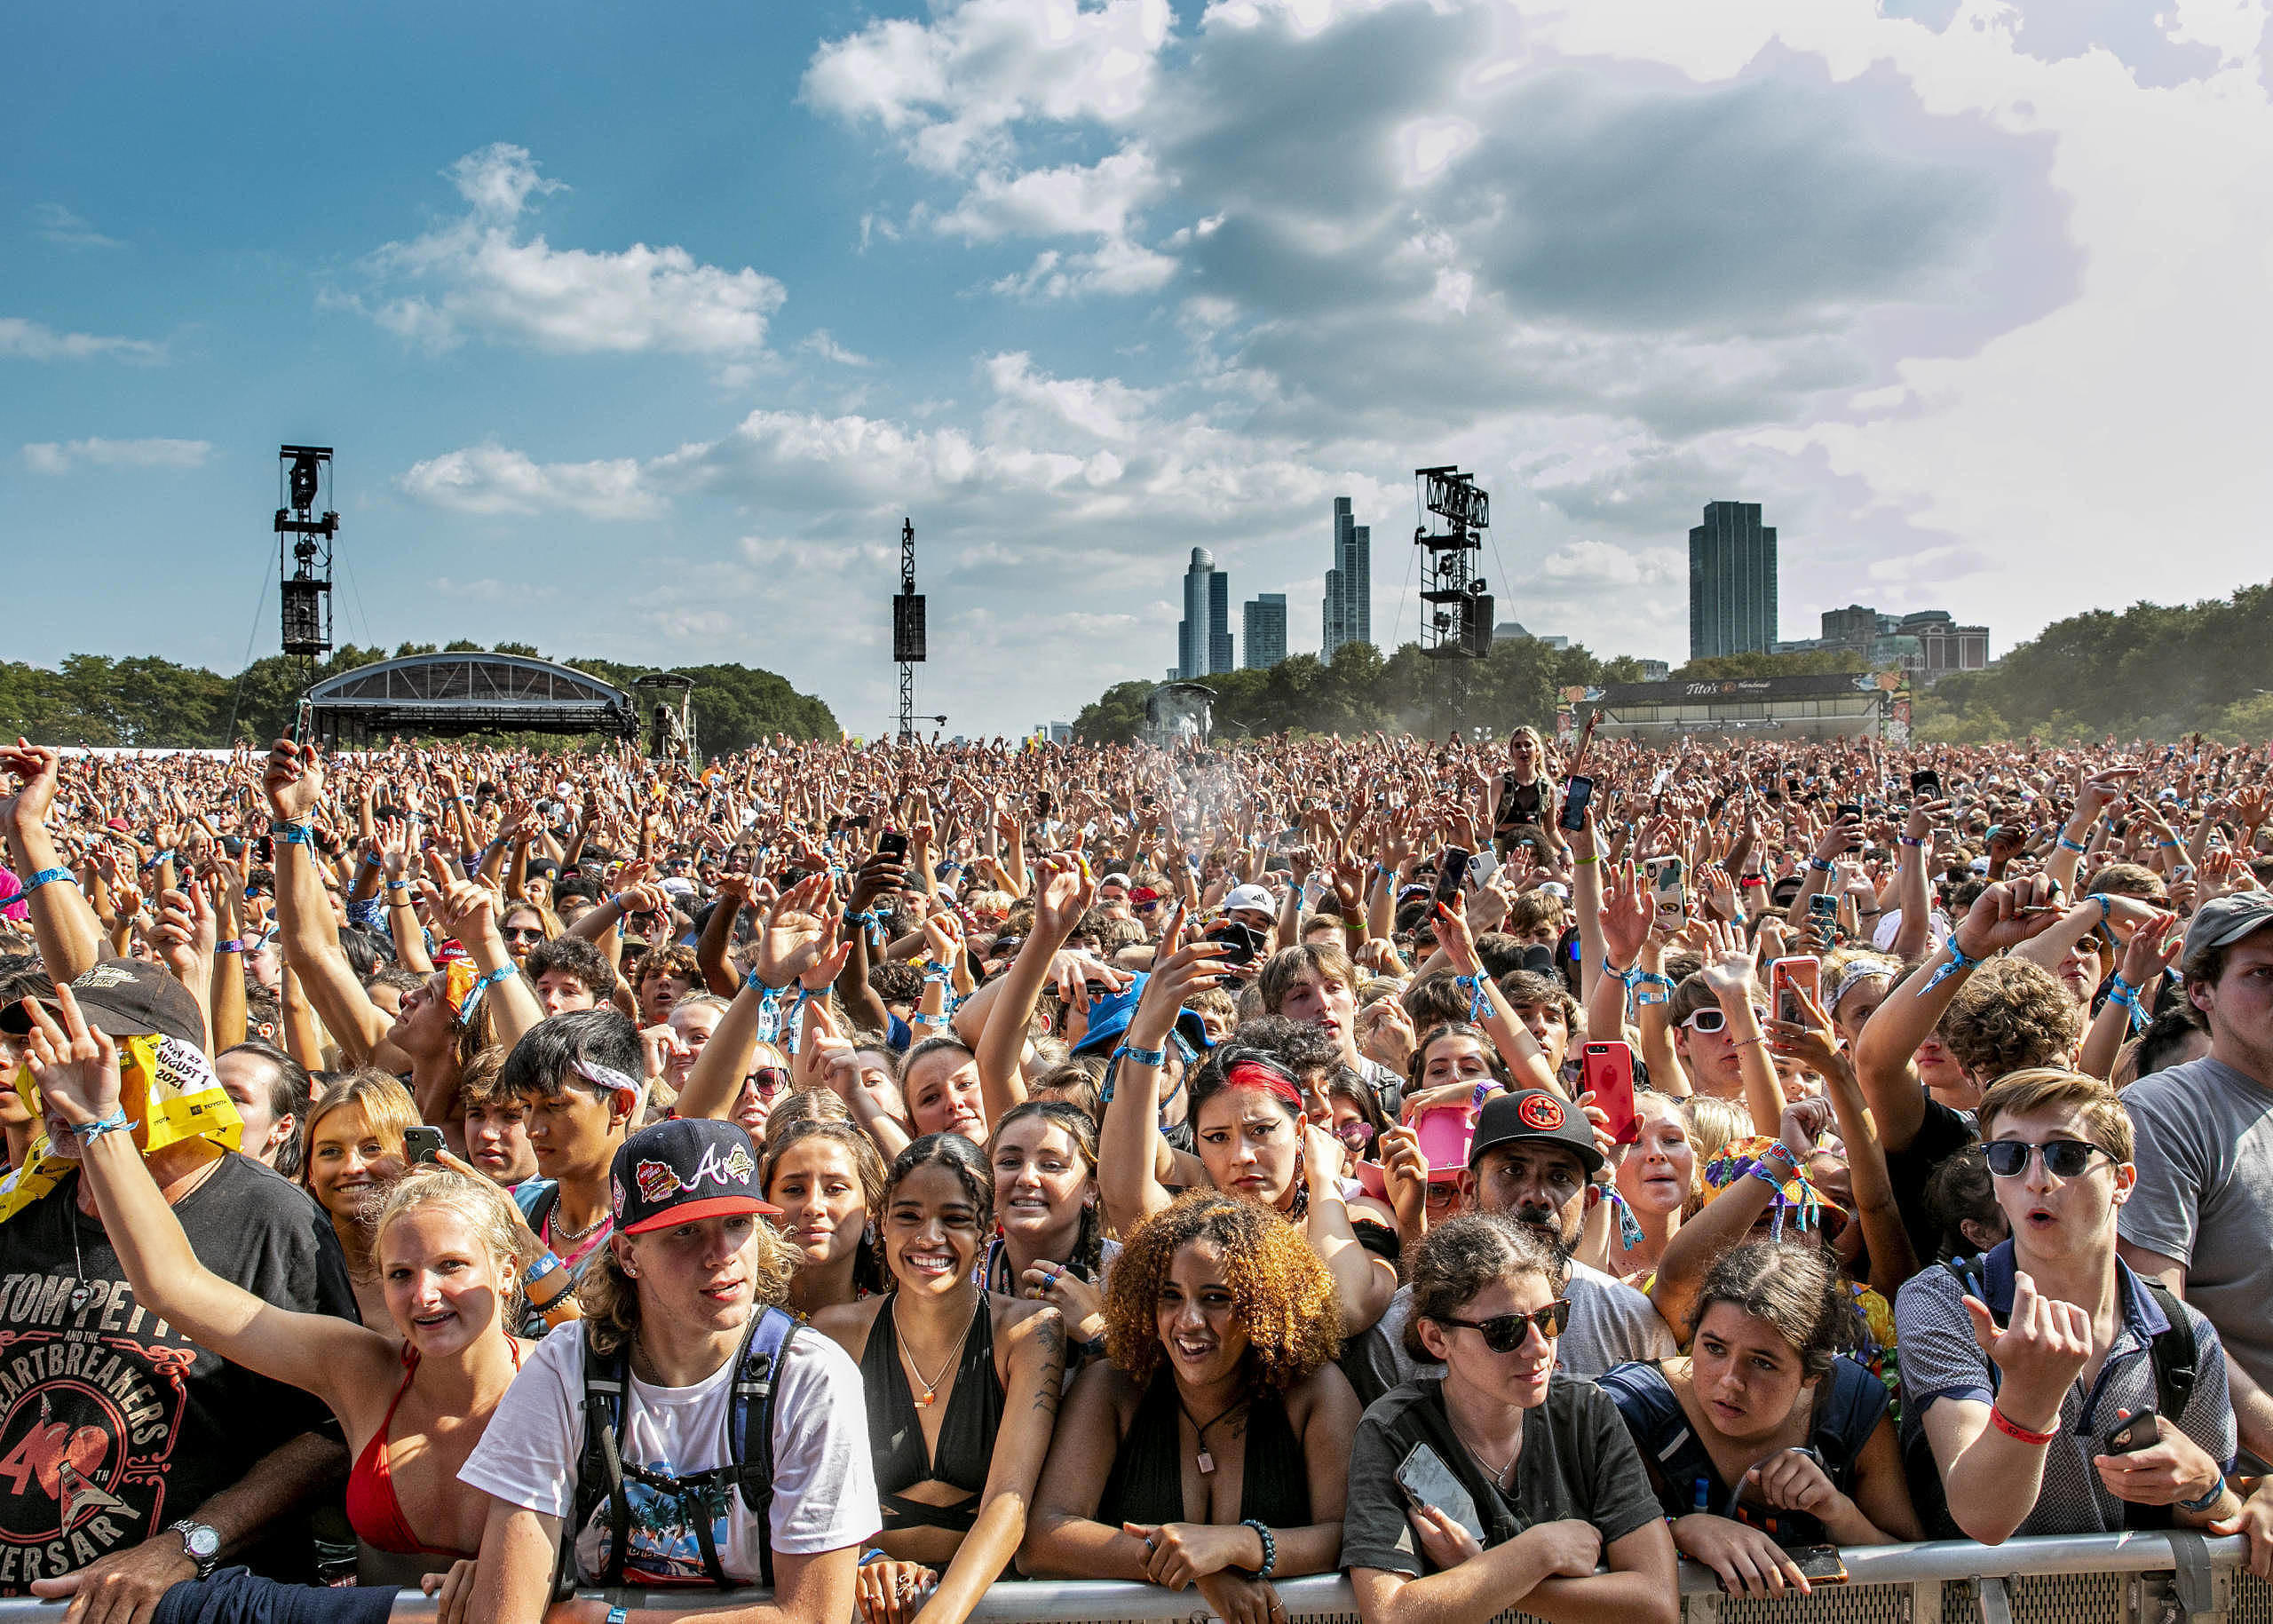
[622,1264,638,1278]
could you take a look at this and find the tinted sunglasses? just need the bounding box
[1437,1299,1571,1351]
[1680,1007,1768,1034]
[502,925,546,941]
[748,1066,791,1098]
[1984,1139,2114,1179]
[1334,1121,1377,1149]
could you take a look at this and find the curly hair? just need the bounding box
[1404,1214,1564,1365]
[1938,957,2081,1081]
[577,1201,797,1359]
[1692,1240,1857,1381]
[1104,1192,1340,1392]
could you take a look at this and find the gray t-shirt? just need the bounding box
[1342,1376,1661,1577]
[1373,1261,1677,1387]
[2118,1055,2273,1397]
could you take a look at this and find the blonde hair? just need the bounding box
[577,1209,798,1358]
[300,1070,418,1202]
[370,1163,543,1322]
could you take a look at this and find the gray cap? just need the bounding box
[2183,892,2273,966]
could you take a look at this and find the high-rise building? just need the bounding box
[1688,501,1779,660]
[1244,594,1287,669]
[1177,547,1234,677]
[1323,497,1372,656]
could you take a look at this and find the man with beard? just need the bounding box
[1341,1089,1675,1405]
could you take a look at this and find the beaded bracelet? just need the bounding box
[1242,1519,1278,1580]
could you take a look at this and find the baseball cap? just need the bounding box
[0,958,204,1049]
[1468,1089,1604,1177]
[1100,872,1132,891]
[609,1118,780,1235]
[1223,883,1274,915]
[2183,892,2273,965]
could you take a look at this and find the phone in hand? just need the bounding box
[403,1126,447,1166]
[875,830,910,863]
[1911,770,1942,799]
[1581,1042,1638,1145]
[1645,855,1686,926]
[1435,847,1472,906]
[1207,920,1266,967]
[1557,775,1595,833]
[2103,1410,2160,1455]
[1770,957,1821,1027]
[1808,892,1840,924]
[1395,1442,1486,1548]
[1718,1545,1848,1592]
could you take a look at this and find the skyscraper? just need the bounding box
[1244,594,1287,669]
[1177,547,1234,677]
[1322,497,1372,656]
[1688,501,1778,660]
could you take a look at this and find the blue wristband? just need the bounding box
[269,820,316,847]
[1114,1042,1167,1069]
[2057,836,2087,853]
[14,867,75,899]
[68,1106,131,1146]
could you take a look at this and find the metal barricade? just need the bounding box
[0,1535,2250,1621]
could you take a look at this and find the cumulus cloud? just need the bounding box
[22,437,209,473]
[0,317,162,362]
[399,443,663,519]
[345,145,785,357]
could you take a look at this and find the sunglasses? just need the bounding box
[502,925,546,941]
[748,1066,791,1098]
[1984,1139,2115,1179]
[1680,1007,1769,1034]
[1436,1299,1571,1351]
[1334,1121,1377,1149]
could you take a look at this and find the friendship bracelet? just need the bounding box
[67,1107,132,1146]
[1916,939,1984,998]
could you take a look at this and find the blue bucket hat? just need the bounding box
[1070,972,1212,1058]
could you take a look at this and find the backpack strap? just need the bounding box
[575,1328,634,1589]
[2137,1279,2199,1423]
[728,1305,801,1589]
[1808,1359,1892,1488]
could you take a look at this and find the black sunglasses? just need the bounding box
[1437,1299,1571,1351]
[1984,1139,2114,1179]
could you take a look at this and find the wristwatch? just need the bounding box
[170,1519,221,1579]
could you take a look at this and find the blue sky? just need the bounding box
[8,0,2272,739]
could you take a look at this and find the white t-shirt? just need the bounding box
[460,1320,880,1587]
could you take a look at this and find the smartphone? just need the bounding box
[1034,791,1055,820]
[1557,776,1595,833]
[289,697,314,746]
[1911,770,1942,798]
[1808,892,1840,923]
[875,830,910,863]
[2103,1411,2159,1455]
[1581,1042,1638,1145]
[1208,920,1266,967]
[1645,855,1685,925]
[1718,1546,1848,1592]
[1770,957,1820,1027]
[403,1126,447,1166]
[1435,847,1472,906]
[1395,1442,1486,1548]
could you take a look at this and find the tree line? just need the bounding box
[0,642,838,755]
[1070,579,2273,745]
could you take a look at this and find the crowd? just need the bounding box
[0,718,2269,1624]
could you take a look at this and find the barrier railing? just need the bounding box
[0,1534,2254,1621]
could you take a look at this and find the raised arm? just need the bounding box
[263,740,401,1067]
[1,741,107,981]
[1098,929,1223,1236]
[978,858,1093,1124]
[677,875,847,1123]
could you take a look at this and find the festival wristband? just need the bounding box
[216,939,246,955]
[1989,1406,2057,1446]
[2176,1476,2227,1515]
[1113,1042,1167,1069]
[67,1107,132,1146]
[14,867,75,899]
[269,820,316,846]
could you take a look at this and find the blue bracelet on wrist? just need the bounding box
[15,867,75,899]
[69,1107,131,1146]
[1114,1042,1168,1069]
[1242,1518,1278,1579]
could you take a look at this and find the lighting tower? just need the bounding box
[1414,466,1492,660]
[891,517,928,741]
[276,446,338,676]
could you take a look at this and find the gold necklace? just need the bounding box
[894,1298,976,1408]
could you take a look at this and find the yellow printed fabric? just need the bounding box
[0,1033,242,1223]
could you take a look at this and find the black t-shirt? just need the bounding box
[1342,1375,1661,1578]
[0,1153,356,1592]
[1885,1097,1978,1261]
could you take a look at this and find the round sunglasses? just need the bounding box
[1983,1139,2115,1179]
[1436,1298,1571,1351]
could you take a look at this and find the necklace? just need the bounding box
[1177,1393,1247,1476]
[69,1213,91,1313]
[550,1201,611,1247]
[894,1297,976,1408]
[1445,1409,1521,1489]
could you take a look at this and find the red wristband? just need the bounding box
[1990,1405,2057,1446]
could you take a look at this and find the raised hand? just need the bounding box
[0,739,62,830]
[1963,1270,2090,1422]
[751,874,849,992]
[264,737,325,824]
[18,985,122,1133]
[1953,875,2069,955]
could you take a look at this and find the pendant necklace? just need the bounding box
[1178,1394,1247,1476]
[895,1300,975,1408]
[1445,1411,1519,1490]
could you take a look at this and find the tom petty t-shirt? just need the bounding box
[0,1155,353,1591]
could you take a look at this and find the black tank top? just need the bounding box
[1097,1368,1311,1530]
[859,1293,1004,1533]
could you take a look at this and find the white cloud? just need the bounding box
[0,317,162,362]
[346,145,785,357]
[29,204,121,249]
[797,329,875,367]
[1536,542,1685,589]
[934,147,1167,241]
[22,437,210,473]
[399,443,663,519]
